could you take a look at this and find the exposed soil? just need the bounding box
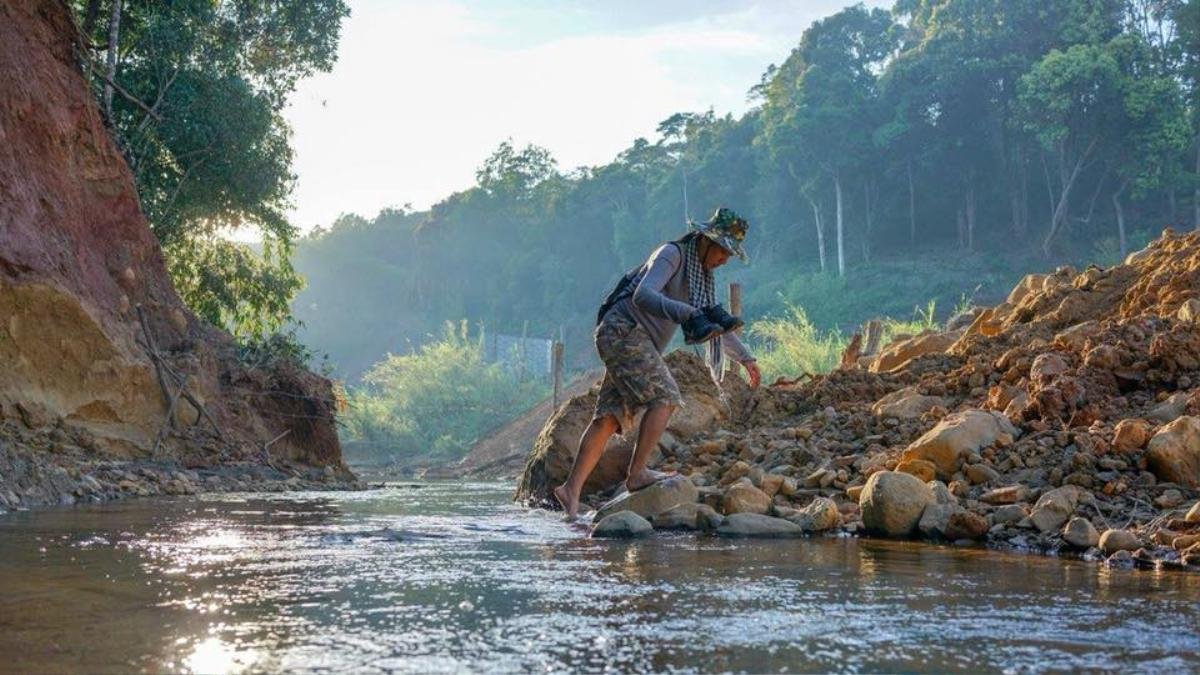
[0,0,352,510]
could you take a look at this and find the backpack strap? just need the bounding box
[595,242,682,325]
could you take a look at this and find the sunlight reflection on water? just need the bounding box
[0,481,1197,673]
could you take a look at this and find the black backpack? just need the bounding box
[595,242,681,325]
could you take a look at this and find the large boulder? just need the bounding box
[870,330,962,373]
[591,511,652,538]
[1099,529,1141,554]
[917,503,988,540]
[721,483,771,515]
[593,475,698,522]
[716,513,804,538]
[1028,486,1080,533]
[1062,517,1099,549]
[901,410,1019,479]
[1111,418,1152,453]
[871,387,945,419]
[650,502,720,531]
[788,497,841,533]
[515,351,745,506]
[859,471,935,538]
[1146,416,1200,487]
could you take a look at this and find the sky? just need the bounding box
[283,0,889,233]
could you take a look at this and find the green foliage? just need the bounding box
[293,0,1200,392]
[341,322,548,466]
[748,304,846,380]
[165,235,302,340]
[73,0,349,337]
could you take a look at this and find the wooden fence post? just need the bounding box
[863,319,883,356]
[552,341,564,408]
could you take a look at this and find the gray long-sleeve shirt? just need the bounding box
[608,242,754,363]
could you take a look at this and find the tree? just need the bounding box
[1016,43,1127,255]
[759,5,896,275]
[73,0,349,338]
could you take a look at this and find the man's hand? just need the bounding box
[741,359,761,389]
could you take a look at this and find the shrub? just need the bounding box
[747,304,846,380]
[341,321,547,466]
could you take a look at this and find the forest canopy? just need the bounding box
[294,0,1197,380]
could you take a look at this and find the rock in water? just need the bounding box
[594,475,698,522]
[1099,529,1141,555]
[716,513,804,538]
[1146,416,1200,487]
[901,410,1019,479]
[1062,517,1099,549]
[917,503,957,539]
[591,511,653,538]
[1029,486,1080,533]
[721,483,771,515]
[789,497,841,533]
[651,502,720,531]
[944,511,989,540]
[860,471,935,537]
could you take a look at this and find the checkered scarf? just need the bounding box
[681,234,724,383]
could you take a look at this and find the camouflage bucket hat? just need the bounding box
[689,207,749,262]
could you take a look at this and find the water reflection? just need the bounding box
[0,483,1197,673]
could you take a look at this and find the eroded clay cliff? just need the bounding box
[0,0,348,507]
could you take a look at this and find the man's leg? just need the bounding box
[554,414,619,521]
[625,402,676,491]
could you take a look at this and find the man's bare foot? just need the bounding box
[625,468,677,492]
[553,484,580,522]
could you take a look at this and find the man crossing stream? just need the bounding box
[554,208,761,521]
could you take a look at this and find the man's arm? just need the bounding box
[722,332,761,388]
[631,244,698,322]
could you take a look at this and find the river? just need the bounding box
[1,481,1198,673]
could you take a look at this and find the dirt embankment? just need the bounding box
[0,0,355,510]
[519,231,1200,572]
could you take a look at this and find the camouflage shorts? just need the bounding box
[593,313,683,435]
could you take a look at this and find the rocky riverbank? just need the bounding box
[0,422,363,512]
[519,230,1200,573]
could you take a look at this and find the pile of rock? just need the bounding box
[588,474,842,540]
[521,231,1200,573]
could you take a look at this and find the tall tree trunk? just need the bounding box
[804,192,826,273]
[862,178,873,264]
[1112,179,1129,258]
[1009,146,1027,238]
[1081,168,1106,227]
[1042,140,1096,257]
[103,0,123,121]
[834,172,845,277]
[907,160,916,245]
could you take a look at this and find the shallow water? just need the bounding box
[1,482,1198,673]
